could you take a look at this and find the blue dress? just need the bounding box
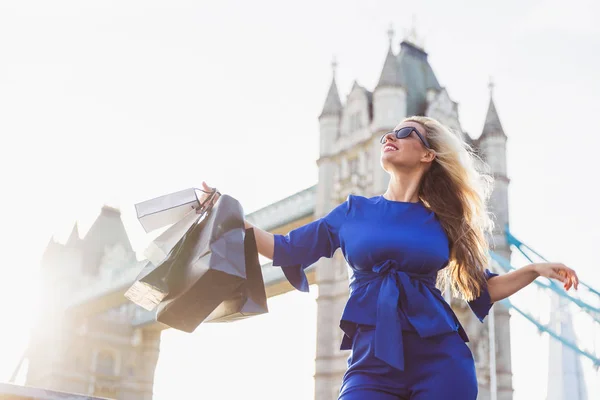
[272,195,498,399]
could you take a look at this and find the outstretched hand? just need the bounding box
[534,263,579,291]
[196,181,221,213]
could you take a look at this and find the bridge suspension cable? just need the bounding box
[486,227,600,370]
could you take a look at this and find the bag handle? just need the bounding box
[195,186,221,217]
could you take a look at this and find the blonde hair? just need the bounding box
[404,116,494,301]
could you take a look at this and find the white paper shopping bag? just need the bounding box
[144,208,202,267]
[135,188,201,233]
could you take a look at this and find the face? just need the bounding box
[380,121,435,172]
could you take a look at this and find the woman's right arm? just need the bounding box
[199,181,347,278]
[244,220,274,260]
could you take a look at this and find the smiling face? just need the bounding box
[380,120,435,173]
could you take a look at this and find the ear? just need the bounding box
[421,150,436,163]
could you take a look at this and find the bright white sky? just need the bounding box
[0,0,599,399]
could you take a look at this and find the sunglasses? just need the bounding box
[380,127,431,149]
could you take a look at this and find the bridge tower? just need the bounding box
[26,206,161,400]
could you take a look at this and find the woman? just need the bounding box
[200,116,579,400]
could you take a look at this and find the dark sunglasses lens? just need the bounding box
[380,127,417,144]
[396,127,414,139]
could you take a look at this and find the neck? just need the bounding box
[384,169,423,203]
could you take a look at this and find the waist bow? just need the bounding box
[350,260,459,371]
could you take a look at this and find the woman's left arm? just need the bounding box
[487,263,579,303]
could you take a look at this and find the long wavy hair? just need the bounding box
[404,116,494,301]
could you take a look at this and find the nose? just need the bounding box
[382,132,396,143]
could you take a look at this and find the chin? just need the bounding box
[381,151,400,163]
[380,155,395,171]
[380,154,415,171]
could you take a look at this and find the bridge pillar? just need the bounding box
[314,253,350,400]
[494,304,513,400]
[25,306,162,400]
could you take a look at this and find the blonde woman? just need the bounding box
[201,116,579,400]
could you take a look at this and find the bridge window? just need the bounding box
[349,112,362,132]
[348,157,359,177]
[96,351,116,376]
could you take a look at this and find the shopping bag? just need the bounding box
[151,194,250,332]
[125,208,205,312]
[144,208,202,267]
[125,189,269,332]
[124,261,171,311]
[204,228,268,323]
[125,187,221,311]
[135,188,204,233]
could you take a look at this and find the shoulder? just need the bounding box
[338,194,382,216]
[326,194,382,219]
[346,193,382,207]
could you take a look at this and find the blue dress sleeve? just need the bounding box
[272,197,350,292]
[467,268,499,322]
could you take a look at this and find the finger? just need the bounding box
[562,275,570,290]
[569,270,579,290]
[569,273,577,290]
[564,279,572,291]
[562,270,575,291]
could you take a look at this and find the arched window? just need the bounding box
[96,351,116,376]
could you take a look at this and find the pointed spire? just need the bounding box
[481,77,506,139]
[41,236,61,267]
[376,26,403,89]
[66,222,80,247]
[387,23,395,48]
[43,236,58,254]
[403,14,425,51]
[319,57,342,118]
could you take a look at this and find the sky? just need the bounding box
[0,0,599,398]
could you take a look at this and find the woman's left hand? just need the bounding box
[533,263,579,291]
[196,181,221,213]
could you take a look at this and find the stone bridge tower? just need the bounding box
[27,206,161,400]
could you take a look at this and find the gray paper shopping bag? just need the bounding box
[135,188,202,233]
